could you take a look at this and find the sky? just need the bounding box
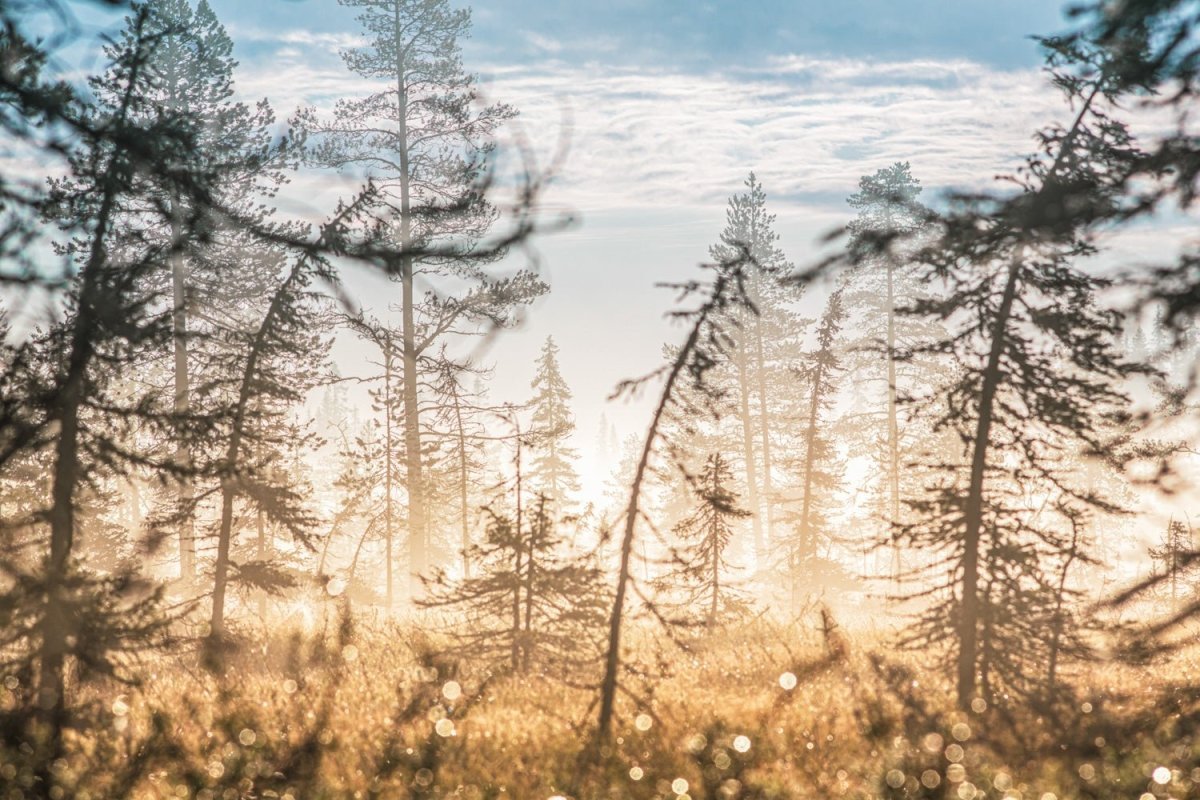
[41,0,1173,507]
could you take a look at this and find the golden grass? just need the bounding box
[4,613,1199,800]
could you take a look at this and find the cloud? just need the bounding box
[225,45,1073,219]
[521,31,564,55]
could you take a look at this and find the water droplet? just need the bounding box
[671,778,689,794]
[634,713,652,732]
[435,718,455,737]
[886,770,905,788]
[732,735,751,753]
[629,766,643,781]
[779,672,797,690]
[442,681,462,701]
[1153,766,1172,785]
[238,729,256,746]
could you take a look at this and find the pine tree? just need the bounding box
[303,0,547,593]
[528,336,581,511]
[654,453,749,625]
[593,239,782,745]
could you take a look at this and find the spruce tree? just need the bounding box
[425,353,493,577]
[892,36,1144,706]
[784,289,848,611]
[841,162,946,581]
[420,495,607,674]
[528,336,581,512]
[653,452,748,625]
[1,6,215,771]
[706,174,802,559]
[91,0,289,583]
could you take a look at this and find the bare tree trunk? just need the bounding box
[511,434,524,672]
[384,344,395,609]
[734,332,763,561]
[753,318,775,550]
[163,34,195,584]
[797,360,827,577]
[451,381,471,577]
[885,259,901,584]
[393,9,427,596]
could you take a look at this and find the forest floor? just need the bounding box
[8,612,1200,800]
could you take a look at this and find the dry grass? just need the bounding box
[3,610,1199,800]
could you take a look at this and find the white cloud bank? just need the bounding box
[230,39,1067,218]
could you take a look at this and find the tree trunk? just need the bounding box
[1047,522,1080,694]
[709,512,720,625]
[210,260,309,643]
[885,258,901,584]
[39,159,124,768]
[171,233,195,582]
[797,361,826,577]
[384,344,395,609]
[512,436,524,672]
[753,318,775,550]
[393,7,427,596]
[452,382,471,577]
[163,34,195,584]
[956,259,1020,709]
[734,332,763,561]
[596,294,720,744]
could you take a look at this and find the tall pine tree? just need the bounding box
[303,0,547,593]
